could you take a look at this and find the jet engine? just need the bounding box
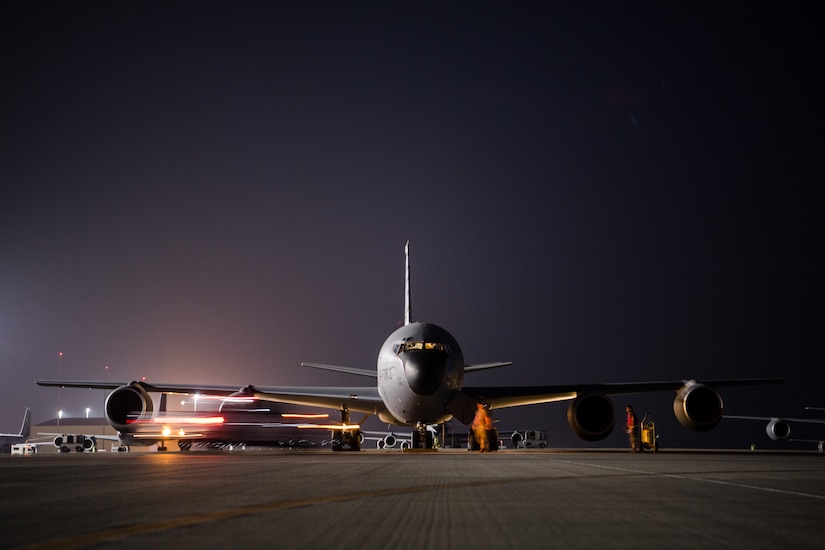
[567,393,615,441]
[766,418,791,440]
[383,434,397,448]
[673,381,723,431]
[105,382,154,431]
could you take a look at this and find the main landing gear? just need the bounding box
[331,408,362,452]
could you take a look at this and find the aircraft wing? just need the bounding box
[462,378,784,409]
[724,415,825,424]
[36,380,389,417]
[464,362,512,373]
[248,386,387,417]
[37,377,780,426]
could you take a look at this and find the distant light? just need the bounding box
[282,413,329,419]
[162,427,171,437]
[58,410,63,419]
[86,407,90,418]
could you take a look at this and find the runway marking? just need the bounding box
[547,457,825,501]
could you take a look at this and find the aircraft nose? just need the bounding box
[404,352,446,395]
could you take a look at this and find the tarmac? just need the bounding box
[2,448,824,549]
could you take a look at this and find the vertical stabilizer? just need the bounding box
[20,407,31,438]
[404,241,412,325]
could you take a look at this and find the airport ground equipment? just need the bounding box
[11,443,37,455]
[510,429,548,449]
[53,434,96,453]
[640,413,658,453]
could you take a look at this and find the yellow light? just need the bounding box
[178,429,185,437]
[162,427,171,437]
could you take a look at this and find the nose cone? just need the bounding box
[404,352,446,395]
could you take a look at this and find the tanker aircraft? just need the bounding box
[724,409,825,449]
[38,243,781,451]
[0,407,31,453]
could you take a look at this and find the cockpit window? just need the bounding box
[395,341,449,354]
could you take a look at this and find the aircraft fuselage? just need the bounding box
[377,321,465,426]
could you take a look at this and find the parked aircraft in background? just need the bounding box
[725,411,825,444]
[1,407,32,453]
[38,243,782,451]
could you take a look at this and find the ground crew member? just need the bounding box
[472,403,492,452]
[626,405,639,453]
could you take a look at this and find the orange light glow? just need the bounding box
[151,416,225,425]
[132,432,203,439]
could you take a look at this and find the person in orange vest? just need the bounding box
[626,405,639,453]
[472,403,492,452]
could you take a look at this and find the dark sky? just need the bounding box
[1,2,821,449]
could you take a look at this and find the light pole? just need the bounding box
[57,352,63,431]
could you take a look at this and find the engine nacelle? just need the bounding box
[567,393,615,441]
[105,383,154,431]
[673,381,723,431]
[766,418,791,440]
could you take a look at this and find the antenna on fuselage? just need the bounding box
[404,240,412,325]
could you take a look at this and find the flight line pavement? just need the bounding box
[2,448,824,549]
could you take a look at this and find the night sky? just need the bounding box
[2,2,821,449]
